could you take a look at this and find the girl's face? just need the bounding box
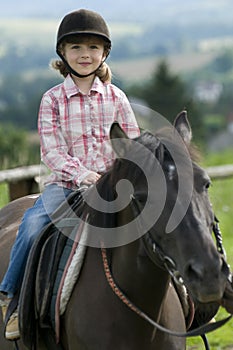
[62,35,106,77]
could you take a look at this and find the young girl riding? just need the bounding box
[0,8,139,340]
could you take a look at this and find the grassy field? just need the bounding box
[187,176,233,350]
[187,149,233,349]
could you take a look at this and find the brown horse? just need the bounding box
[0,111,231,350]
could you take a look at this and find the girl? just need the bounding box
[0,9,140,340]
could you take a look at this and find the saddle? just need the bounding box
[18,190,85,350]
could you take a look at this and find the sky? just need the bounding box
[2,0,232,24]
[1,0,143,20]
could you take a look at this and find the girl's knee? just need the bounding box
[19,209,50,241]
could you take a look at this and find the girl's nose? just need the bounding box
[81,49,89,58]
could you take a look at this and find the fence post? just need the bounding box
[0,165,48,201]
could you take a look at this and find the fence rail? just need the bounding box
[206,164,233,180]
[0,164,232,201]
[0,165,48,200]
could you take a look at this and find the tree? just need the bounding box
[142,60,187,118]
[127,59,205,142]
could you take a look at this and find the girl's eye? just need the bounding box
[71,45,81,49]
[68,44,102,50]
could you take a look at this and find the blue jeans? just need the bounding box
[0,184,73,297]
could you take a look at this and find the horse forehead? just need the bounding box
[137,132,160,151]
[193,163,210,183]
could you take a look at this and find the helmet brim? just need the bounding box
[57,31,111,49]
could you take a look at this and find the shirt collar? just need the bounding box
[64,74,105,98]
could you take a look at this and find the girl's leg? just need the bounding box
[0,184,73,297]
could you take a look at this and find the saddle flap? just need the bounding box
[35,227,68,326]
[19,222,55,349]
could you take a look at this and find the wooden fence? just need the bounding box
[0,165,48,200]
[0,164,233,201]
[206,164,233,180]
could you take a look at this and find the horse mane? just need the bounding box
[187,142,202,163]
[153,125,201,163]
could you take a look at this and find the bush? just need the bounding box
[0,123,39,169]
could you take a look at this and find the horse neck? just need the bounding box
[111,239,170,318]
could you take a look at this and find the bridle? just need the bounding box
[142,230,185,285]
[131,193,231,287]
[101,195,232,342]
[142,216,231,286]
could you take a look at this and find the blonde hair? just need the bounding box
[51,34,112,83]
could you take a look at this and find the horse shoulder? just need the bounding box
[153,283,186,350]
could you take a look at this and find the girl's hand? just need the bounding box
[81,172,101,185]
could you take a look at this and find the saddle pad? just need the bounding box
[60,242,87,315]
[49,219,86,328]
[53,236,87,342]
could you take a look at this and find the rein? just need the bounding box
[101,196,232,339]
[101,247,232,338]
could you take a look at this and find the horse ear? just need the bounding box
[174,110,192,145]
[110,122,131,157]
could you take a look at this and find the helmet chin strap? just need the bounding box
[57,50,108,78]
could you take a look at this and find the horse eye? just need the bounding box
[204,180,211,190]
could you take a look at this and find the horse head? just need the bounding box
[109,110,230,304]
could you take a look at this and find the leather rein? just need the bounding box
[101,196,232,338]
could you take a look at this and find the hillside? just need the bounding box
[111,52,217,83]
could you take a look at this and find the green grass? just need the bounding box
[188,149,233,349]
[187,177,233,349]
[0,183,9,208]
[203,148,233,167]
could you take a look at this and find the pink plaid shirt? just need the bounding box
[38,75,140,189]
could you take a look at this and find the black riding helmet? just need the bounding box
[56,9,112,78]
